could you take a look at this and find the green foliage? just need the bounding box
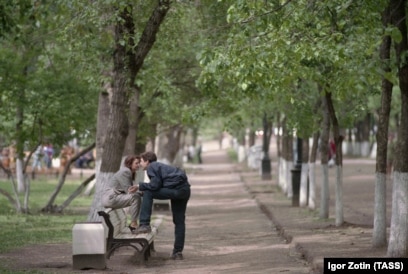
[134,1,212,136]
[196,0,391,137]
[0,1,100,149]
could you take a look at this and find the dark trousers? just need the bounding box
[140,184,190,253]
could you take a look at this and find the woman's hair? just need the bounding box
[123,155,140,169]
[140,151,157,163]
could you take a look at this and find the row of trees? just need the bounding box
[1,0,407,257]
[196,0,407,257]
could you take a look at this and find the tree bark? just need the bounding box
[308,131,320,209]
[123,87,141,156]
[387,0,408,257]
[373,2,392,248]
[320,87,330,219]
[359,114,372,157]
[299,138,309,207]
[83,91,110,196]
[326,91,344,226]
[157,125,184,165]
[87,1,171,221]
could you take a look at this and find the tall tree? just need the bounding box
[387,0,408,257]
[373,2,393,248]
[87,1,171,221]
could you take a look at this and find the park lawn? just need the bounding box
[0,176,93,254]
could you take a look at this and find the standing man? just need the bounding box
[135,151,191,260]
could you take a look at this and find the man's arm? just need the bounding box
[139,164,163,191]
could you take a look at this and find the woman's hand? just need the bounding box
[128,185,138,193]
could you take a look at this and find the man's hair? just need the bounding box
[124,155,140,169]
[140,151,157,163]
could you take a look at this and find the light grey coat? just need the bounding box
[102,166,141,223]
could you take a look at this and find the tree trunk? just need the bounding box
[320,87,330,219]
[308,131,320,209]
[279,118,291,195]
[285,127,293,198]
[299,137,309,207]
[16,98,25,193]
[387,0,408,257]
[360,114,372,157]
[261,113,272,180]
[326,91,344,226]
[87,8,132,221]
[87,2,171,221]
[158,125,184,165]
[123,7,140,157]
[123,86,141,156]
[373,3,392,248]
[83,91,110,196]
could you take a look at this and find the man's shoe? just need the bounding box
[134,225,151,234]
[170,252,183,260]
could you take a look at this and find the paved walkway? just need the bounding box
[68,141,390,274]
[174,144,391,274]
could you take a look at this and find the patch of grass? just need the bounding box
[0,177,93,253]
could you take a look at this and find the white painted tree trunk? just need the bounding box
[16,158,25,193]
[87,171,114,221]
[308,162,316,210]
[387,172,408,257]
[373,172,387,247]
[353,142,362,157]
[299,163,309,207]
[238,145,246,163]
[344,140,353,156]
[320,164,330,219]
[370,142,377,159]
[360,141,371,157]
[278,157,286,192]
[335,165,343,226]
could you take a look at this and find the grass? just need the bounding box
[0,176,93,254]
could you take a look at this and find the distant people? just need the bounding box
[1,146,10,170]
[32,145,43,172]
[135,151,191,260]
[8,144,16,172]
[102,155,142,232]
[43,143,54,169]
[59,146,74,174]
[76,151,94,169]
[328,139,336,167]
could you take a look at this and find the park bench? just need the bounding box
[98,208,163,261]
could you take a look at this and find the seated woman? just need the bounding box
[102,155,142,232]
